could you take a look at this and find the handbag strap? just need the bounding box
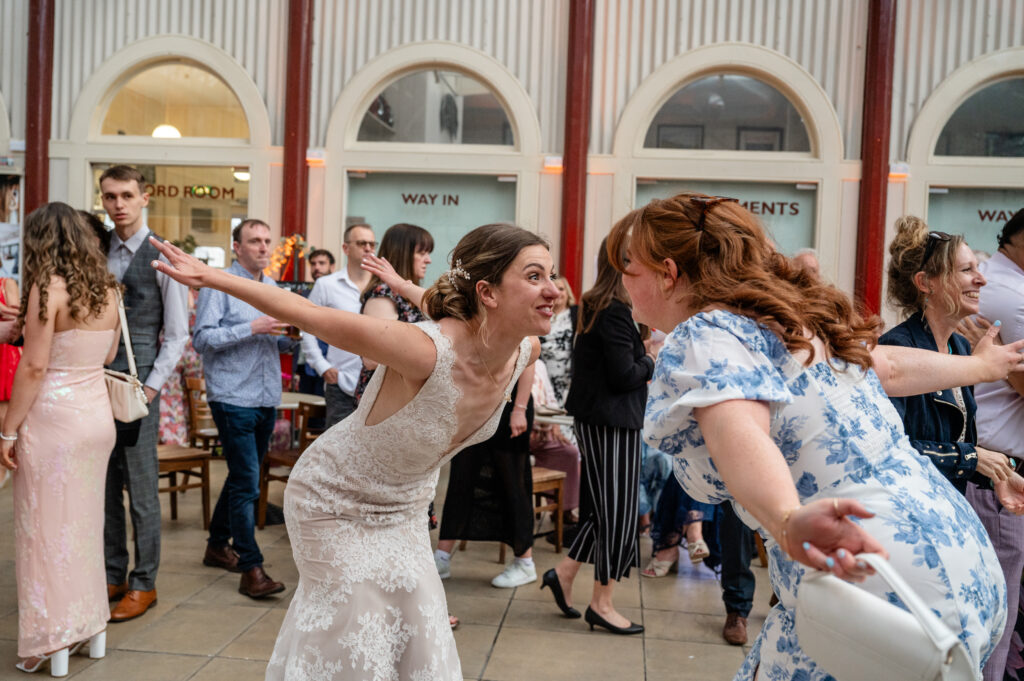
[856,553,961,653]
[116,292,140,380]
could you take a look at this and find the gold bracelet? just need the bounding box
[779,506,801,558]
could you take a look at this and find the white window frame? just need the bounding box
[321,42,545,258]
[603,44,858,290]
[54,35,276,224]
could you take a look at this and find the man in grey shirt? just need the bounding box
[193,218,293,599]
[101,165,189,622]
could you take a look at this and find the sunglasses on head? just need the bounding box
[920,231,951,269]
[690,196,739,232]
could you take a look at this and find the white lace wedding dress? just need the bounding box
[267,321,531,681]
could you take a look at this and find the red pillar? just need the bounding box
[854,0,898,314]
[559,0,595,296]
[24,0,55,215]
[281,0,314,278]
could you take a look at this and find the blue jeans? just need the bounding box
[208,402,275,571]
[638,443,673,517]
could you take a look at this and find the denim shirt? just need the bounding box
[878,313,982,494]
[193,261,295,408]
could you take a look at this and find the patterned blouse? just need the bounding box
[354,282,425,401]
[539,307,574,407]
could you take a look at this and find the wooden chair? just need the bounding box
[257,400,326,529]
[460,466,567,563]
[184,376,219,451]
[157,444,212,529]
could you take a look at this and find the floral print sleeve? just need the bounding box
[644,311,793,502]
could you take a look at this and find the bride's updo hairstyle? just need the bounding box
[422,223,549,322]
[606,192,879,370]
[886,215,964,319]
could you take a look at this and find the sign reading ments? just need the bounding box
[635,180,817,255]
[927,187,1024,255]
[347,173,516,284]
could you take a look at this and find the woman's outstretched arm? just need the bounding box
[149,238,436,380]
[871,323,1024,397]
[696,398,887,581]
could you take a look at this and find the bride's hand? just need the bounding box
[783,498,888,582]
[148,237,213,289]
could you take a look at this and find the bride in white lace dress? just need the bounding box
[151,224,558,681]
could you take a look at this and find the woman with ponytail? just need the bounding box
[149,223,558,680]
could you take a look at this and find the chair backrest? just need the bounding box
[184,376,215,439]
[296,400,327,454]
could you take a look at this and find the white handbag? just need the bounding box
[796,552,976,681]
[104,294,149,423]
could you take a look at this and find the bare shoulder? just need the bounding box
[46,275,70,304]
[528,336,541,363]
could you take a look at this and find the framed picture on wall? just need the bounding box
[737,127,784,151]
[657,124,704,149]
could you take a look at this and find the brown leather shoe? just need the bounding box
[203,543,241,572]
[110,589,158,622]
[107,582,129,601]
[722,611,748,645]
[238,566,285,599]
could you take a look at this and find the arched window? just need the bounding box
[644,73,811,152]
[357,69,513,146]
[934,77,1024,157]
[101,61,250,140]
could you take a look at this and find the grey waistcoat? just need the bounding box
[109,236,164,382]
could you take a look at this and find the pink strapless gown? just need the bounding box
[14,329,116,657]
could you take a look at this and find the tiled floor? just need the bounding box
[0,459,769,680]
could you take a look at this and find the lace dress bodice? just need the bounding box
[289,320,533,524]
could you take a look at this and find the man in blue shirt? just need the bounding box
[193,218,294,599]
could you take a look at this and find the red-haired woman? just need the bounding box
[606,192,1022,678]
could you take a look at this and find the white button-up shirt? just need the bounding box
[300,268,364,396]
[975,251,1024,457]
[107,225,189,393]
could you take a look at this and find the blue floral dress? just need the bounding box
[645,310,1005,681]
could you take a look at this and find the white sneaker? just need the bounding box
[491,561,537,588]
[435,555,451,580]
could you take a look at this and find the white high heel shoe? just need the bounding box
[15,630,105,676]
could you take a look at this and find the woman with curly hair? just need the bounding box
[1,202,120,675]
[607,192,1024,679]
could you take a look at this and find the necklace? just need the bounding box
[473,335,511,403]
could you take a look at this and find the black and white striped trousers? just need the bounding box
[568,421,641,584]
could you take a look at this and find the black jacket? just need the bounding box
[565,299,654,430]
[878,314,984,494]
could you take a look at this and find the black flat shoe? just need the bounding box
[584,606,644,635]
[540,568,581,618]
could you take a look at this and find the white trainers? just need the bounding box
[491,560,537,588]
[435,555,451,580]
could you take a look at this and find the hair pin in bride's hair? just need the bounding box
[447,259,471,291]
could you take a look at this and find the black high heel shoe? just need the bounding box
[584,606,644,635]
[540,568,581,618]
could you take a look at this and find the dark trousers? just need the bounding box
[324,382,357,429]
[720,501,755,617]
[105,391,162,591]
[568,421,641,584]
[208,402,275,571]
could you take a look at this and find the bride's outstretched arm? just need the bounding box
[149,237,436,380]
